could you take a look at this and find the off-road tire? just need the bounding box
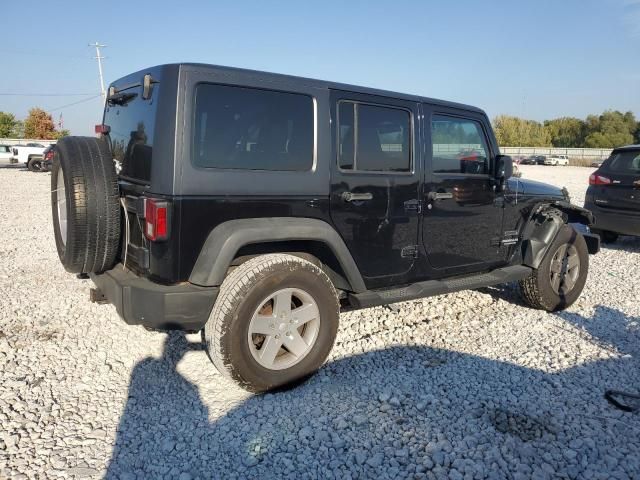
[519,225,589,311]
[27,157,42,172]
[51,136,121,274]
[204,254,339,393]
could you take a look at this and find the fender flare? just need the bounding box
[521,202,599,269]
[189,217,367,292]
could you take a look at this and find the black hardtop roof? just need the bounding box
[118,63,486,115]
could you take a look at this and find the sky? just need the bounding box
[2,0,639,136]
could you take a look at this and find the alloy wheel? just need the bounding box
[247,288,320,370]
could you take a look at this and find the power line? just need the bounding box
[48,95,103,112]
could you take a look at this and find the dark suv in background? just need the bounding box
[585,144,640,242]
[50,63,599,392]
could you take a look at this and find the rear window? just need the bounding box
[338,101,411,172]
[192,84,314,171]
[606,151,640,173]
[104,85,158,183]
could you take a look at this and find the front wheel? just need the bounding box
[519,225,589,311]
[203,254,339,392]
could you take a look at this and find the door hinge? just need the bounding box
[401,245,420,258]
[404,199,422,213]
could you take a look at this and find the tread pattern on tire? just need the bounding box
[204,254,338,391]
[53,136,120,274]
[519,270,547,310]
[27,157,41,172]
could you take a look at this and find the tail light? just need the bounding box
[95,124,111,135]
[143,198,169,241]
[589,174,611,186]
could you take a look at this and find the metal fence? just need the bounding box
[501,146,612,160]
[0,138,57,147]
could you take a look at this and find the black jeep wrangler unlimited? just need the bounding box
[51,64,599,392]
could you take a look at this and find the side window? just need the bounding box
[338,102,355,170]
[431,115,490,175]
[192,84,314,171]
[338,101,411,173]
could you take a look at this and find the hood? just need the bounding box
[508,178,566,199]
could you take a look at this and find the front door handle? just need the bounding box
[342,191,373,202]
[427,192,453,201]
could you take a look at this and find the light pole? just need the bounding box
[89,42,107,102]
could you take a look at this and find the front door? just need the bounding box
[422,108,506,273]
[329,91,421,289]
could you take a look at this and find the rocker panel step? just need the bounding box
[348,265,532,309]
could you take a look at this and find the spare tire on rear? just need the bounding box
[51,136,121,274]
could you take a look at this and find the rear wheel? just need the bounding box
[519,225,589,311]
[204,254,339,392]
[27,157,42,172]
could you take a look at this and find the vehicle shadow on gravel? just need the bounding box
[603,236,640,254]
[105,308,640,480]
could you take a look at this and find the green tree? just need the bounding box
[52,129,71,140]
[23,108,57,139]
[544,117,585,147]
[493,115,550,147]
[0,112,18,138]
[583,111,635,148]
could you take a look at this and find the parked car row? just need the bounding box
[515,154,570,166]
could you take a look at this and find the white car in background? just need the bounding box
[544,154,570,166]
[0,145,15,165]
[11,143,47,170]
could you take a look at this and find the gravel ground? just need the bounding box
[1,164,639,480]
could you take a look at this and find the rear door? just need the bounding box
[329,91,421,289]
[594,149,640,212]
[421,107,507,273]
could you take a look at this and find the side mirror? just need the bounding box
[495,155,513,180]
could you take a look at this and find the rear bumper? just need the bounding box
[584,201,640,237]
[90,265,218,331]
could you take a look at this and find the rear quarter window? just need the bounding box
[192,84,314,171]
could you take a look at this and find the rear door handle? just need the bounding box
[427,192,453,201]
[342,192,373,202]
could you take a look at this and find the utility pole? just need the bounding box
[89,42,107,102]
